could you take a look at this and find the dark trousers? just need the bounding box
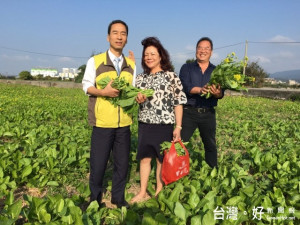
[181,107,217,168]
[89,126,130,204]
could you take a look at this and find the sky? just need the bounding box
[1,0,300,76]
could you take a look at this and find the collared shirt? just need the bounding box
[82,50,136,94]
[136,71,187,124]
[179,61,223,108]
[108,49,123,72]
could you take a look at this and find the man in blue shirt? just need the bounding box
[179,37,223,168]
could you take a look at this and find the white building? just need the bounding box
[59,68,79,80]
[288,80,297,85]
[264,78,279,85]
[31,68,58,77]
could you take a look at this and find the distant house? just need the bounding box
[264,78,283,85]
[288,80,297,85]
[264,78,299,86]
[59,68,79,80]
[31,68,58,77]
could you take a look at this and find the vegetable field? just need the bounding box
[0,83,299,225]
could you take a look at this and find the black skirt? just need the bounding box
[137,122,173,163]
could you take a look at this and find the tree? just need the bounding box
[186,58,196,63]
[245,61,269,87]
[75,64,86,83]
[19,71,33,80]
[36,74,44,80]
[170,61,175,72]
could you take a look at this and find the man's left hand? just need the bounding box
[210,84,222,98]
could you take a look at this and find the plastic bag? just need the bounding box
[161,140,189,185]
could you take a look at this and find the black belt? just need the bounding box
[184,105,215,113]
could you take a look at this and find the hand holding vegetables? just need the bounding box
[201,52,253,99]
[202,84,222,98]
[136,92,147,104]
[97,76,154,115]
[101,80,120,98]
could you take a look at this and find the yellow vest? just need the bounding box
[87,51,135,128]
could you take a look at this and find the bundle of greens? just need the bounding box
[97,76,154,115]
[160,141,189,156]
[97,76,128,107]
[201,52,254,99]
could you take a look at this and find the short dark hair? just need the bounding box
[141,37,173,74]
[108,20,128,35]
[196,37,213,50]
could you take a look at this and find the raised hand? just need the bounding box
[128,50,135,62]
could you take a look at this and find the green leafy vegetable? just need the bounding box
[201,52,254,98]
[0,83,299,224]
[160,141,189,156]
[97,76,154,114]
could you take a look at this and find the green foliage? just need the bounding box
[170,60,175,72]
[32,74,64,81]
[160,141,189,156]
[75,64,86,83]
[245,61,269,87]
[35,74,44,80]
[0,83,90,199]
[288,93,300,101]
[18,70,33,80]
[97,76,154,115]
[0,74,16,80]
[0,83,299,224]
[186,58,196,64]
[201,53,253,98]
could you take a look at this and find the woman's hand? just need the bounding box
[136,92,147,104]
[173,127,181,142]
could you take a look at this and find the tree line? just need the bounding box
[8,59,268,87]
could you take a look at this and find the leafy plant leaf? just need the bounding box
[21,165,32,179]
[6,200,22,220]
[174,202,186,221]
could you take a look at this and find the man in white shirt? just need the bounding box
[82,19,136,209]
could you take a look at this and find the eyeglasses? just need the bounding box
[197,47,211,51]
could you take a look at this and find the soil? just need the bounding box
[0,176,145,212]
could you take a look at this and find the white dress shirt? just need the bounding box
[82,50,136,94]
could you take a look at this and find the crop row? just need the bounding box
[0,83,299,224]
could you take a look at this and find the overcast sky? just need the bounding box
[1,0,300,76]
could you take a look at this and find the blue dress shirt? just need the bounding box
[179,60,223,108]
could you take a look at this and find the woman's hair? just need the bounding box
[141,37,173,74]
